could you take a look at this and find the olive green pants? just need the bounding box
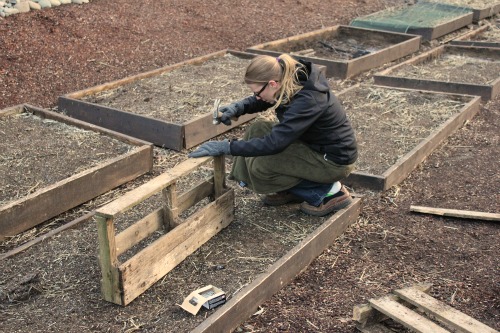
[229,121,355,194]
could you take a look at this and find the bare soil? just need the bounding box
[0,1,499,333]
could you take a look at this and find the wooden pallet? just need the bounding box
[354,285,499,333]
[95,155,234,306]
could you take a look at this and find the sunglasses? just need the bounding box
[253,82,269,98]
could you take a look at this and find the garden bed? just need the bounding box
[451,23,500,48]
[338,85,481,191]
[0,104,153,239]
[350,2,473,41]
[58,50,259,151]
[245,25,420,79]
[374,45,500,100]
[423,0,500,22]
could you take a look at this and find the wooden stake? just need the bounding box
[410,205,500,222]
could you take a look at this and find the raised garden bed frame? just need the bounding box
[58,50,259,151]
[0,104,153,240]
[450,24,500,48]
[350,3,474,41]
[373,45,500,101]
[340,85,481,191]
[245,25,421,79]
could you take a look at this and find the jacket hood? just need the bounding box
[298,60,330,94]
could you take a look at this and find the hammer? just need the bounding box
[212,99,239,125]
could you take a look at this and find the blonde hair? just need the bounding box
[244,54,307,110]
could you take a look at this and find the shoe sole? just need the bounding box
[300,197,353,217]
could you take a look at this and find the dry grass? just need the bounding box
[83,54,251,123]
[392,53,500,84]
[341,86,467,174]
[0,112,135,207]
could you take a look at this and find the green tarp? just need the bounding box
[350,2,473,37]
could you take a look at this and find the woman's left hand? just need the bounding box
[188,140,231,157]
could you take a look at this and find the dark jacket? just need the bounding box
[229,61,358,165]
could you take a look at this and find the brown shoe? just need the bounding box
[262,191,303,206]
[300,185,352,216]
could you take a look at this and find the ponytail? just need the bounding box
[244,54,308,110]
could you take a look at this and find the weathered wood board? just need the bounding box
[245,25,421,79]
[337,85,481,191]
[374,45,500,101]
[451,24,500,48]
[192,198,362,333]
[0,104,153,240]
[58,50,260,151]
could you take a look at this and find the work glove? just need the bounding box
[188,140,231,158]
[218,96,255,125]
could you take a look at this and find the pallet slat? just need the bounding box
[394,287,499,333]
[96,157,212,218]
[410,205,500,222]
[369,296,450,333]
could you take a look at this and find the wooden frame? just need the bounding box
[451,24,500,48]
[95,156,234,306]
[461,1,500,22]
[374,45,500,101]
[58,50,259,151]
[245,25,421,79]
[191,197,361,333]
[0,104,153,240]
[339,85,481,191]
[350,3,473,41]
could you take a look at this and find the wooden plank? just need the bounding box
[96,156,212,218]
[381,94,480,190]
[58,97,184,150]
[177,178,214,213]
[353,284,432,328]
[119,189,234,305]
[369,296,450,333]
[395,287,499,333]
[115,208,164,257]
[162,183,180,229]
[25,104,152,148]
[0,145,152,239]
[410,205,500,222]
[192,198,361,333]
[95,215,122,305]
[374,46,500,101]
[213,155,225,198]
[345,171,386,191]
[183,112,258,149]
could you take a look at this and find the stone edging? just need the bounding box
[0,0,91,17]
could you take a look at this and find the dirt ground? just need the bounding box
[0,1,499,333]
